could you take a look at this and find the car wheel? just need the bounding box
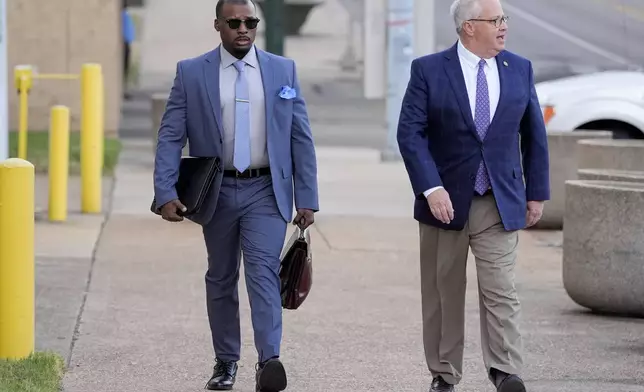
[577,120,644,140]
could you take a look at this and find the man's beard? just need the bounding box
[231,45,252,59]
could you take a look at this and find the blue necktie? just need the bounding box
[233,60,250,173]
[474,59,491,195]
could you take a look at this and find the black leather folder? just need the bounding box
[151,156,221,216]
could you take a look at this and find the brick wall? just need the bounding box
[7,0,122,136]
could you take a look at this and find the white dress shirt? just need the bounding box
[423,40,501,197]
[219,45,269,170]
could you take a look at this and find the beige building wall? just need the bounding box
[7,0,122,136]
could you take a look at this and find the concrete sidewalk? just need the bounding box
[33,175,113,364]
[56,0,644,391]
[59,140,644,392]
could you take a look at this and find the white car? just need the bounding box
[535,70,644,139]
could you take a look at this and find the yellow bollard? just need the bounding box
[48,106,70,222]
[97,69,105,170]
[14,66,33,160]
[80,63,103,214]
[0,158,35,360]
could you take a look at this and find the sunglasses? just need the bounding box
[222,18,260,30]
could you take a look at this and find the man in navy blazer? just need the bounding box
[153,0,318,391]
[397,0,549,391]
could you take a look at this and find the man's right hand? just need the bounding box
[160,199,187,222]
[427,188,454,224]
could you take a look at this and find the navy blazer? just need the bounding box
[396,43,550,231]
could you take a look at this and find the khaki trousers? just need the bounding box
[419,194,523,385]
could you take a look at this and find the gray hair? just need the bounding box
[450,0,483,34]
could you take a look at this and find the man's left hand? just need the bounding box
[293,208,315,230]
[525,201,544,227]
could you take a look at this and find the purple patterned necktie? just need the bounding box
[474,59,491,195]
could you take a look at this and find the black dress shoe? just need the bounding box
[255,358,287,392]
[205,358,238,390]
[496,374,526,392]
[430,376,455,392]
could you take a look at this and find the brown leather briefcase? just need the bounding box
[279,227,312,310]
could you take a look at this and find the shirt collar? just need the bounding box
[457,40,495,69]
[220,44,259,69]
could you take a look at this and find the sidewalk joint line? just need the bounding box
[65,176,118,369]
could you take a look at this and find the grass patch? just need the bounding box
[8,131,122,176]
[0,351,65,392]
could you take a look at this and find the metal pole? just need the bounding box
[340,16,357,71]
[80,63,103,214]
[338,0,363,71]
[363,0,386,99]
[381,0,414,162]
[0,158,35,360]
[414,0,435,58]
[14,66,33,161]
[0,0,8,161]
[264,0,284,56]
[48,106,70,222]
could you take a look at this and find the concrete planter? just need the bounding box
[255,0,323,36]
[532,131,612,230]
[577,139,644,172]
[578,168,644,183]
[563,180,644,317]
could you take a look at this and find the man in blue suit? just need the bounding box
[397,0,549,391]
[153,0,319,390]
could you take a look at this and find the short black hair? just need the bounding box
[215,0,256,19]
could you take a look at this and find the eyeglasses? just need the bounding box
[468,15,509,28]
[222,17,260,30]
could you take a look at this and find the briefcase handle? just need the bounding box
[298,227,306,240]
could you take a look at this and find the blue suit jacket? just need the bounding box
[153,46,319,226]
[397,43,550,231]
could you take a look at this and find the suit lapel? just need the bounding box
[443,44,477,138]
[203,47,224,139]
[256,49,276,132]
[490,51,510,128]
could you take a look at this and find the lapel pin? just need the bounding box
[503,61,508,67]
